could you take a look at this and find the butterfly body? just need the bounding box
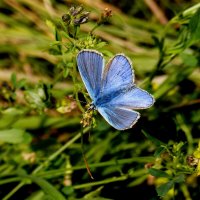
[77,49,155,130]
[93,85,131,107]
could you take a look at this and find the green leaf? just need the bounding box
[55,29,62,42]
[152,35,164,53]
[142,130,166,146]
[29,176,66,200]
[153,65,195,99]
[61,186,74,196]
[0,108,26,129]
[189,8,200,42]
[156,181,174,197]
[128,175,148,187]
[0,128,32,144]
[180,52,198,67]
[84,186,104,199]
[148,168,171,178]
[96,41,107,49]
[85,198,113,200]
[17,78,27,89]
[173,174,185,183]
[25,190,45,200]
[55,29,62,53]
[10,73,17,89]
[46,19,55,28]
[154,146,166,157]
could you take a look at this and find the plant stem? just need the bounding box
[0,177,21,185]
[3,182,25,200]
[74,175,128,189]
[32,129,88,174]
[0,156,155,183]
[182,3,200,17]
[3,127,90,200]
[73,169,147,189]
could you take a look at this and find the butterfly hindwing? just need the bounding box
[108,86,155,109]
[77,50,104,99]
[98,106,140,130]
[77,49,155,130]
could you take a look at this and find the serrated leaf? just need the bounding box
[148,168,171,178]
[156,181,174,197]
[0,128,32,144]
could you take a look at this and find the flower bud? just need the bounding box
[73,15,89,25]
[62,14,71,24]
[70,6,83,16]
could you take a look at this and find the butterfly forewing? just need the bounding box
[101,54,134,94]
[77,49,155,130]
[77,50,104,99]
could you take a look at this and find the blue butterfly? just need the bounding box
[77,49,155,130]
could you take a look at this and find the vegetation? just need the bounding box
[0,0,200,199]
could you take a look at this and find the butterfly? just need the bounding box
[77,49,155,130]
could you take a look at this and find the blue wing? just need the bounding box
[101,54,134,94]
[108,86,155,109]
[77,50,155,130]
[98,106,140,130]
[77,50,104,100]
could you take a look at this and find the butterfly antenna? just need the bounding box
[81,126,94,179]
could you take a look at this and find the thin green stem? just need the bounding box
[74,175,128,189]
[39,156,153,177]
[33,128,89,174]
[73,169,147,189]
[90,23,102,35]
[175,114,193,154]
[0,156,155,183]
[3,182,25,200]
[0,177,21,185]
[3,128,90,200]
[38,156,154,177]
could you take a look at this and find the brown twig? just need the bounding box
[144,0,168,25]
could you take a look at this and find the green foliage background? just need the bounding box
[0,0,200,199]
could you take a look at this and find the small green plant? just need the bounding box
[0,1,200,200]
